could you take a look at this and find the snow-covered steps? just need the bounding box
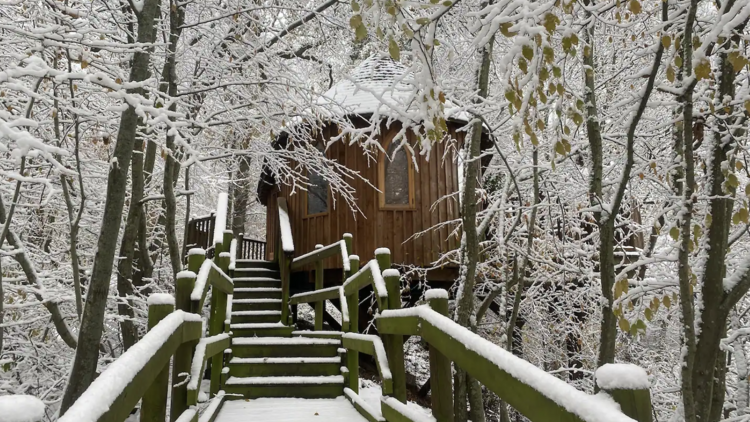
[229,356,342,377]
[232,277,281,288]
[234,259,277,270]
[224,375,344,399]
[232,310,281,324]
[233,287,282,300]
[229,322,294,337]
[232,298,281,311]
[293,331,344,340]
[215,397,371,422]
[231,337,341,358]
[232,267,280,279]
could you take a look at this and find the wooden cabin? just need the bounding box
[257,57,488,283]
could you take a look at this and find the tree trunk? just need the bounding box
[453,27,494,422]
[59,0,161,412]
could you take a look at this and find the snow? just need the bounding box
[198,394,225,422]
[188,333,231,392]
[232,337,339,346]
[231,357,341,364]
[59,311,198,422]
[378,306,633,422]
[232,310,281,316]
[177,270,196,280]
[595,364,650,391]
[349,255,360,262]
[213,192,229,246]
[344,388,385,422]
[191,259,212,302]
[188,248,206,256]
[226,375,344,385]
[175,408,197,422]
[370,260,388,299]
[229,239,237,271]
[230,322,286,329]
[278,202,295,253]
[342,333,392,380]
[425,289,448,300]
[316,56,469,123]
[382,397,436,422]
[147,293,175,307]
[358,380,434,421]
[340,240,351,272]
[0,395,45,422]
[375,247,391,256]
[382,268,400,278]
[214,397,371,422]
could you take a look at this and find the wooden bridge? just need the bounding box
[58,194,654,422]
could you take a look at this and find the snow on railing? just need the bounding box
[59,311,202,422]
[191,259,212,302]
[343,259,389,299]
[229,238,237,271]
[340,286,349,329]
[212,192,228,247]
[342,333,392,380]
[278,197,294,254]
[378,306,638,422]
[187,333,231,393]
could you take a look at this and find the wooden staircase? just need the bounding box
[224,259,345,399]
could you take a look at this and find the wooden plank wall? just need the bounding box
[265,121,465,271]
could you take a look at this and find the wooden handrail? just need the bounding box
[187,333,232,405]
[290,239,350,271]
[342,333,393,394]
[377,297,650,422]
[58,310,202,422]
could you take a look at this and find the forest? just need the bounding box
[0,0,749,421]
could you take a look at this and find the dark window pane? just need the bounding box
[385,142,409,205]
[308,143,328,215]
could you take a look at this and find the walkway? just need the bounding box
[214,397,370,422]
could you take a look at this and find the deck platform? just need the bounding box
[214,397,371,422]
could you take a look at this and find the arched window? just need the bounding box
[307,142,329,216]
[380,140,414,208]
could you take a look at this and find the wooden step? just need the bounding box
[229,356,341,377]
[230,322,294,337]
[231,337,341,358]
[232,310,281,324]
[232,298,281,311]
[292,331,344,340]
[224,375,344,399]
[233,268,280,279]
[235,259,277,270]
[233,277,281,288]
[233,287,282,300]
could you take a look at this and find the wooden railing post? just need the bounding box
[140,294,175,422]
[346,255,360,393]
[427,290,454,422]
[209,250,230,396]
[314,244,324,331]
[280,251,291,324]
[596,364,653,422]
[377,249,407,403]
[170,270,197,422]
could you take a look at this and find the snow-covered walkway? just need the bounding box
[213,397,370,422]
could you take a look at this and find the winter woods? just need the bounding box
[0,0,749,421]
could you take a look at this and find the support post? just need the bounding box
[428,291,454,422]
[596,365,653,422]
[377,249,407,403]
[170,271,197,422]
[314,244,324,331]
[346,255,360,393]
[140,295,175,422]
[209,250,230,396]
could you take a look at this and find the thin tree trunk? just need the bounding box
[60,0,161,411]
[454,27,494,422]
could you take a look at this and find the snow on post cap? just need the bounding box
[595,363,650,390]
[349,254,360,261]
[375,247,391,256]
[343,233,353,239]
[0,395,45,422]
[176,270,196,280]
[147,293,175,307]
[219,252,230,258]
[425,289,449,300]
[382,268,400,278]
[188,248,206,256]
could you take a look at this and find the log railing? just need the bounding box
[59,194,237,422]
[184,215,266,261]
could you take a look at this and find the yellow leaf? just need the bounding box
[389,37,400,61]
[663,294,671,309]
[669,226,680,241]
[500,22,517,37]
[666,66,675,82]
[661,35,671,49]
[645,307,653,321]
[695,59,711,80]
[618,318,631,332]
[736,161,744,171]
[349,14,362,29]
[351,0,360,12]
[744,100,750,115]
[543,13,559,32]
[522,45,534,60]
[81,60,89,69]
[355,24,368,41]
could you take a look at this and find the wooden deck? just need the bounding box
[214,397,371,422]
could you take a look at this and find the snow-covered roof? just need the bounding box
[317,55,469,123]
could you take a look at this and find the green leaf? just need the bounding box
[522,45,534,60]
[645,307,653,321]
[355,24,368,40]
[669,226,680,241]
[351,0,360,12]
[416,17,430,26]
[349,14,362,28]
[389,37,400,60]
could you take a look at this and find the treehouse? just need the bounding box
[257,56,489,287]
